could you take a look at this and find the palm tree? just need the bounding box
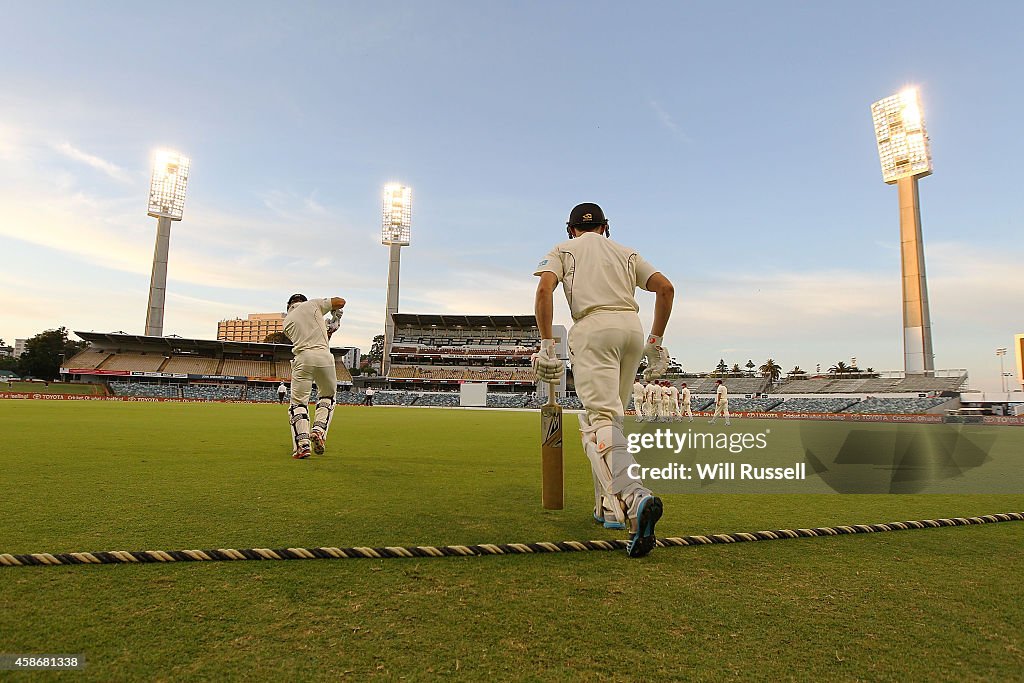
[829,361,850,376]
[715,359,727,375]
[788,365,805,376]
[745,360,755,376]
[731,363,742,375]
[759,358,782,384]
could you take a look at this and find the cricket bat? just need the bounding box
[540,382,564,510]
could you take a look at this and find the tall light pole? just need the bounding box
[872,88,934,376]
[996,347,1008,393]
[381,183,412,375]
[145,150,190,337]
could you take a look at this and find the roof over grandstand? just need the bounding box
[74,331,357,356]
[391,314,537,329]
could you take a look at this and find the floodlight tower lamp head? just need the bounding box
[147,150,191,220]
[381,182,412,246]
[871,87,932,184]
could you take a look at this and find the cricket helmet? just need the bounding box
[566,202,610,238]
[286,293,308,309]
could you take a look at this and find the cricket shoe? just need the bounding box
[310,429,326,455]
[293,443,312,459]
[626,495,663,559]
[593,507,626,531]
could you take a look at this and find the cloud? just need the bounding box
[649,100,691,143]
[52,141,132,183]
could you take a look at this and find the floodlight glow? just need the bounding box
[147,150,191,220]
[871,88,932,184]
[382,183,412,245]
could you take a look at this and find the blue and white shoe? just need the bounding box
[593,510,626,530]
[626,496,663,558]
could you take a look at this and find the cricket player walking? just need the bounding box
[665,381,680,422]
[680,382,694,422]
[283,293,346,459]
[533,202,675,558]
[709,379,731,426]
[632,379,646,422]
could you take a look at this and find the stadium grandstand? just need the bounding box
[63,331,357,401]
[386,314,565,393]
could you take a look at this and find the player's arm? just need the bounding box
[325,297,346,338]
[532,272,562,381]
[534,272,557,339]
[644,273,674,337]
[641,272,674,380]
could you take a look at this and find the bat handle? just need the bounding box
[546,382,556,406]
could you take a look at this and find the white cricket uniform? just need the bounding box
[713,383,730,419]
[642,382,656,421]
[632,381,645,418]
[680,386,693,418]
[284,298,338,454]
[535,232,658,426]
[665,385,680,420]
[534,232,660,518]
[649,383,665,421]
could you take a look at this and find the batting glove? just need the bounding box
[642,334,670,381]
[326,309,343,335]
[531,339,564,383]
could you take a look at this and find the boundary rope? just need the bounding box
[2,513,1021,567]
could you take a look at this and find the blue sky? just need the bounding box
[1,1,1021,390]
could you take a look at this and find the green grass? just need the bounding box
[1,401,1022,681]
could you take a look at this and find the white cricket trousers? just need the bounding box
[568,311,645,428]
[290,349,337,405]
[713,399,730,419]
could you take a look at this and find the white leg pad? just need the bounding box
[579,419,650,527]
[288,403,310,455]
[313,396,336,438]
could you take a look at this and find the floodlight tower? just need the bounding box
[144,150,191,337]
[871,88,934,375]
[381,183,412,375]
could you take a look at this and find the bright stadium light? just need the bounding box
[872,88,932,185]
[871,87,934,376]
[144,149,191,337]
[147,150,191,220]
[382,183,412,246]
[382,183,413,374]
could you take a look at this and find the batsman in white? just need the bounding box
[632,379,646,422]
[283,293,346,459]
[533,202,675,558]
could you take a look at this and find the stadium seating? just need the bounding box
[415,393,460,407]
[690,377,770,394]
[182,385,243,400]
[487,393,529,408]
[841,397,951,414]
[100,352,166,372]
[162,356,220,375]
[221,359,274,378]
[109,382,181,399]
[65,348,111,369]
[725,398,784,412]
[775,397,861,413]
[246,385,282,402]
[276,361,292,380]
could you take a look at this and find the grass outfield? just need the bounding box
[1,401,1022,681]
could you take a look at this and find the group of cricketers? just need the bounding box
[632,378,732,425]
[632,379,692,422]
[282,200,706,558]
